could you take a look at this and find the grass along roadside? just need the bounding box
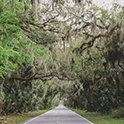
[69,108,124,124]
[0,108,53,124]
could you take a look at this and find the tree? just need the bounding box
[0,0,124,115]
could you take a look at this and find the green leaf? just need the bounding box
[44,55,49,61]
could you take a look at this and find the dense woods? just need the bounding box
[0,0,124,117]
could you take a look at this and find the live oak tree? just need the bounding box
[0,0,124,115]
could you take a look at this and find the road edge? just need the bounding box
[66,107,95,124]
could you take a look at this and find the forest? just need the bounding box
[0,0,124,118]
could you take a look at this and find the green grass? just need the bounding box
[0,108,53,124]
[70,108,124,124]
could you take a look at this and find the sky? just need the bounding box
[93,0,124,8]
[41,0,124,5]
[40,0,124,9]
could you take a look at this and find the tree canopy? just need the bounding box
[0,0,124,116]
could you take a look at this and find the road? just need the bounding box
[22,105,94,124]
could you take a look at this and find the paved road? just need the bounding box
[22,105,94,124]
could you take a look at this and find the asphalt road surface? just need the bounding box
[22,105,94,124]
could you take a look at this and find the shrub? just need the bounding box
[111,107,124,118]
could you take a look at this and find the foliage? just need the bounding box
[2,79,44,114]
[111,107,124,118]
[0,0,56,114]
[0,0,124,115]
[0,0,51,79]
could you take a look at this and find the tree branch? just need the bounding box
[73,24,119,54]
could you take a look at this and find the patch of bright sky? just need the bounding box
[93,0,124,9]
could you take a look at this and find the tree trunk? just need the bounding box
[86,88,93,112]
[31,0,37,16]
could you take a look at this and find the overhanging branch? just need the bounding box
[9,71,79,81]
[73,24,119,54]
